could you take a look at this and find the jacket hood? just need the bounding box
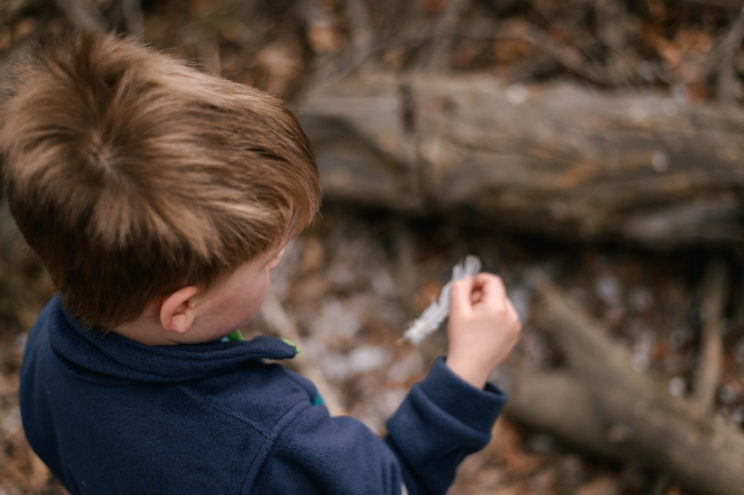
[46,295,297,383]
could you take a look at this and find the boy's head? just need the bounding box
[0,31,320,330]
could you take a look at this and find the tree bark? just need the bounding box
[299,74,744,248]
[505,282,744,495]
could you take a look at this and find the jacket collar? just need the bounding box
[47,295,297,383]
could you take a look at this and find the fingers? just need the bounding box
[505,297,520,323]
[472,273,506,306]
[504,297,523,336]
[449,276,475,315]
[450,272,508,314]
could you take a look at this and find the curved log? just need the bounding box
[505,283,744,495]
[299,74,744,248]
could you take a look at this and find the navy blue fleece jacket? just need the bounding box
[20,295,507,494]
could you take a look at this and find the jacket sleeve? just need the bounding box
[251,358,506,495]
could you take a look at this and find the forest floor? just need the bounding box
[1,205,742,494]
[1,1,744,494]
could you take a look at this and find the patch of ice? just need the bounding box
[732,407,744,426]
[347,345,391,375]
[628,102,646,122]
[631,330,654,372]
[0,407,21,436]
[525,331,552,367]
[567,287,588,309]
[505,84,528,105]
[319,345,392,382]
[320,351,354,382]
[508,285,532,325]
[596,272,621,307]
[628,287,653,312]
[672,84,689,103]
[386,353,424,382]
[718,384,739,404]
[651,151,668,172]
[308,299,361,340]
[735,337,744,365]
[671,326,694,350]
[669,377,686,397]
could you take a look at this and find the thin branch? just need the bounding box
[534,281,638,380]
[649,473,672,495]
[522,281,744,495]
[682,0,744,7]
[343,0,374,70]
[692,259,728,414]
[595,0,635,86]
[196,34,221,76]
[390,222,419,317]
[498,20,608,84]
[716,7,744,102]
[311,19,610,86]
[260,293,347,416]
[53,0,106,32]
[421,0,470,72]
[120,0,145,41]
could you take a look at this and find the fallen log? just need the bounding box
[505,281,744,495]
[299,74,744,248]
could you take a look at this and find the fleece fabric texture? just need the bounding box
[20,295,507,495]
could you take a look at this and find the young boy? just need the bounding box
[1,32,521,494]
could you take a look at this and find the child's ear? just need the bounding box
[159,286,200,334]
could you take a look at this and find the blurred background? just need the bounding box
[1,1,744,494]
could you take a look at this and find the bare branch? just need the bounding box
[503,282,744,495]
[692,259,728,413]
[716,7,744,102]
[260,293,347,416]
[120,0,145,40]
[344,0,374,70]
[53,0,106,32]
[422,0,469,71]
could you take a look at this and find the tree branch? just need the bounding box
[260,293,347,416]
[692,260,727,414]
[502,282,744,495]
[53,0,106,32]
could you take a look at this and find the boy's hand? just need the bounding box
[445,273,521,389]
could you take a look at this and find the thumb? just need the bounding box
[449,276,474,316]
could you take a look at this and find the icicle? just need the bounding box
[402,255,481,345]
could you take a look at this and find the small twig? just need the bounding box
[120,0,145,41]
[53,0,107,32]
[310,19,610,87]
[646,259,727,494]
[595,0,636,87]
[421,0,470,72]
[343,0,374,70]
[391,222,419,314]
[260,293,347,416]
[716,7,744,103]
[499,20,609,85]
[692,259,728,415]
[649,473,672,495]
[682,0,744,7]
[196,34,221,76]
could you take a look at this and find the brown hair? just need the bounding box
[0,31,320,329]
